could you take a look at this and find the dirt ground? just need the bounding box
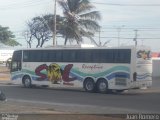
[0,65,10,81]
[0,101,124,120]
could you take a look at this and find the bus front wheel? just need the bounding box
[23,76,32,88]
[84,78,95,92]
[96,79,108,93]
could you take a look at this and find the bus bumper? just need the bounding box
[130,80,152,89]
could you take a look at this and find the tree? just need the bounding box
[0,25,21,46]
[25,14,64,48]
[22,30,34,48]
[58,0,101,45]
[26,15,52,48]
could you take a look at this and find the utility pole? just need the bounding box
[117,27,121,47]
[133,29,138,46]
[53,0,57,46]
[117,25,125,47]
[99,27,101,46]
[141,39,144,46]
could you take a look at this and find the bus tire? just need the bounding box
[83,78,95,92]
[23,76,32,88]
[96,79,108,93]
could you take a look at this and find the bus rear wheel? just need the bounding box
[23,76,32,88]
[96,79,108,93]
[84,78,95,92]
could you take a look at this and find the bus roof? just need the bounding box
[13,46,141,51]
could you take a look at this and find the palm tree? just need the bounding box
[58,0,101,45]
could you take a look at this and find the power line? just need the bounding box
[92,2,160,6]
[102,27,160,30]
[0,0,51,10]
[0,1,159,10]
[94,36,160,39]
[0,0,41,6]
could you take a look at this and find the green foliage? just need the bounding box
[4,39,21,46]
[25,0,101,47]
[58,0,101,45]
[0,25,21,46]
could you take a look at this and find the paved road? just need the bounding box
[0,82,160,114]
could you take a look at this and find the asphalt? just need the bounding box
[1,64,160,120]
[0,77,160,120]
[1,79,160,110]
[0,98,124,120]
[0,80,126,120]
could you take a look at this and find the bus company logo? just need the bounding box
[82,64,103,70]
[47,63,62,84]
[137,50,151,60]
[35,63,77,84]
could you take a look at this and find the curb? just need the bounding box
[0,80,12,84]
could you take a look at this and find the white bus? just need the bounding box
[10,46,152,93]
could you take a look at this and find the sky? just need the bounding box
[0,0,160,51]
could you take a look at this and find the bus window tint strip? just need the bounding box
[22,49,131,63]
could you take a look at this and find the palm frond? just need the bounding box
[58,0,70,13]
[79,11,101,20]
[78,28,99,46]
[58,0,101,45]
[79,19,100,31]
[75,0,95,14]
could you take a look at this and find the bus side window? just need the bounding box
[92,50,99,63]
[11,50,22,72]
[23,51,29,62]
[11,61,21,72]
[11,62,17,72]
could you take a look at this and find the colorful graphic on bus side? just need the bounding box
[35,63,77,84]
